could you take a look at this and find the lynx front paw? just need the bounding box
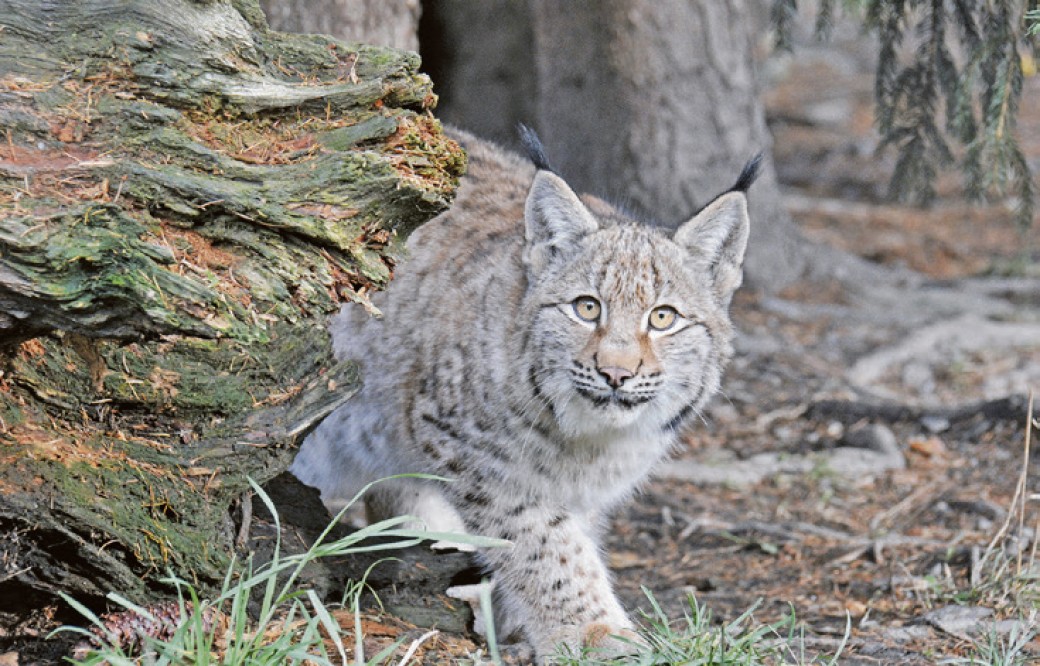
[542,622,643,661]
[582,622,643,652]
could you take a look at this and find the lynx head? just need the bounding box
[518,129,757,439]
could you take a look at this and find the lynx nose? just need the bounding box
[598,366,634,388]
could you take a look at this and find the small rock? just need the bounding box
[825,420,844,438]
[815,423,906,479]
[824,444,906,478]
[0,652,18,666]
[843,423,900,454]
[965,418,994,439]
[923,605,993,637]
[920,415,951,433]
[883,625,933,643]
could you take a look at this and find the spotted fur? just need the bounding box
[291,128,754,658]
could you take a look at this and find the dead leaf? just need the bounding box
[908,436,946,457]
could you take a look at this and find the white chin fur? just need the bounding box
[555,394,651,438]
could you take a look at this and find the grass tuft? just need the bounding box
[54,476,501,665]
[551,588,846,665]
[921,393,1040,616]
[913,392,1040,665]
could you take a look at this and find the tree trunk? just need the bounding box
[0,0,462,611]
[260,0,421,51]
[529,0,808,289]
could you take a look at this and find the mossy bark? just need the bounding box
[0,0,464,609]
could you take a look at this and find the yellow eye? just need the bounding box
[649,306,678,331]
[572,296,602,322]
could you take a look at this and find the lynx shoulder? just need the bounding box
[291,127,758,658]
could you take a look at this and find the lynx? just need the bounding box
[291,126,758,658]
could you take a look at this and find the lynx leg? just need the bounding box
[462,503,634,660]
[366,478,471,549]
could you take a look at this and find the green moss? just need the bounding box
[352,42,422,78]
[318,114,399,150]
[49,447,233,577]
[4,205,266,341]
[2,318,351,586]
[231,0,269,30]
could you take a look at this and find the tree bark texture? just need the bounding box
[0,0,463,610]
[260,0,421,51]
[529,0,806,288]
[424,0,813,289]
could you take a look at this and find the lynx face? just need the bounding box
[520,170,748,439]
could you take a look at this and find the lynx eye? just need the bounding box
[648,306,678,331]
[572,296,602,323]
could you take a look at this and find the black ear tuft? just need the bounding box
[518,123,554,172]
[731,153,763,193]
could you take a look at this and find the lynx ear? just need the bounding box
[523,170,598,273]
[673,191,750,305]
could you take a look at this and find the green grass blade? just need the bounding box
[479,579,503,666]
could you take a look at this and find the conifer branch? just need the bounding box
[773,0,1038,231]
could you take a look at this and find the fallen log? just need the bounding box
[0,0,464,618]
